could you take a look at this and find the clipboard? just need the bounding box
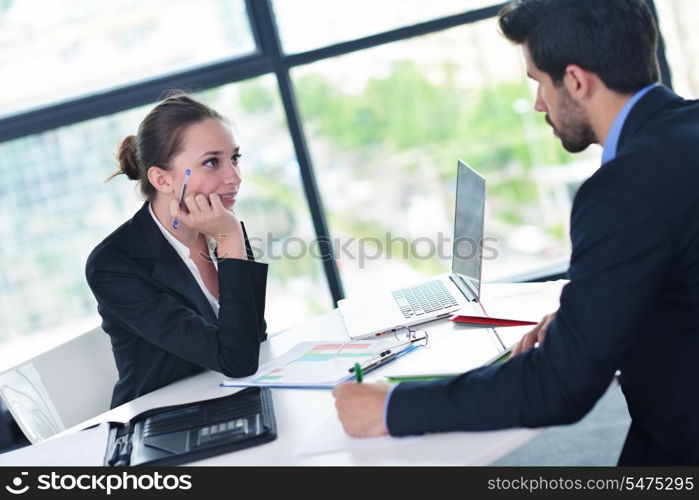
[221,339,419,389]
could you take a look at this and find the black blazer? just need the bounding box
[86,202,267,408]
[387,86,699,465]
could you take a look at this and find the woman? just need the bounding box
[86,93,267,408]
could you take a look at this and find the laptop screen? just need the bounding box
[451,160,485,299]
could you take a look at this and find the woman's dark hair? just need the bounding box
[111,91,224,200]
[498,0,660,94]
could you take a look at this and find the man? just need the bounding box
[333,0,699,465]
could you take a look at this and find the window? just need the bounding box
[0,0,255,118]
[272,0,499,53]
[654,0,699,98]
[292,19,601,296]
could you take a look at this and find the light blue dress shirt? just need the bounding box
[601,83,658,164]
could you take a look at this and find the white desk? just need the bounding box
[1,282,564,466]
[40,305,543,466]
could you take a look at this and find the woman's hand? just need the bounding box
[170,193,247,260]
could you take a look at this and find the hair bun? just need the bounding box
[117,135,141,181]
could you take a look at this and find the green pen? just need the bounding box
[354,362,363,383]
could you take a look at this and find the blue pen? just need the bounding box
[172,169,191,230]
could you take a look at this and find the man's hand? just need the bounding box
[332,382,391,438]
[511,312,556,357]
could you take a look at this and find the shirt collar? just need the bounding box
[147,203,218,265]
[601,83,658,165]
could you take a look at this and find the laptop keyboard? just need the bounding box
[392,281,459,319]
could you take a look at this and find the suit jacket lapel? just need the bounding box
[617,85,682,153]
[128,202,218,324]
[240,221,256,261]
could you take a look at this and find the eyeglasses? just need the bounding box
[333,325,429,360]
[388,325,429,348]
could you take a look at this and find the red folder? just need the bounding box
[449,315,537,327]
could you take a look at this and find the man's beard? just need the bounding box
[548,88,597,153]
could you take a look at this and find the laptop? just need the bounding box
[338,160,486,339]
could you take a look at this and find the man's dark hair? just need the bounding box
[498,0,660,94]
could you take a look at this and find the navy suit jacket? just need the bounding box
[86,202,267,408]
[387,86,699,465]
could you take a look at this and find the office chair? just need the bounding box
[0,326,118,444]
